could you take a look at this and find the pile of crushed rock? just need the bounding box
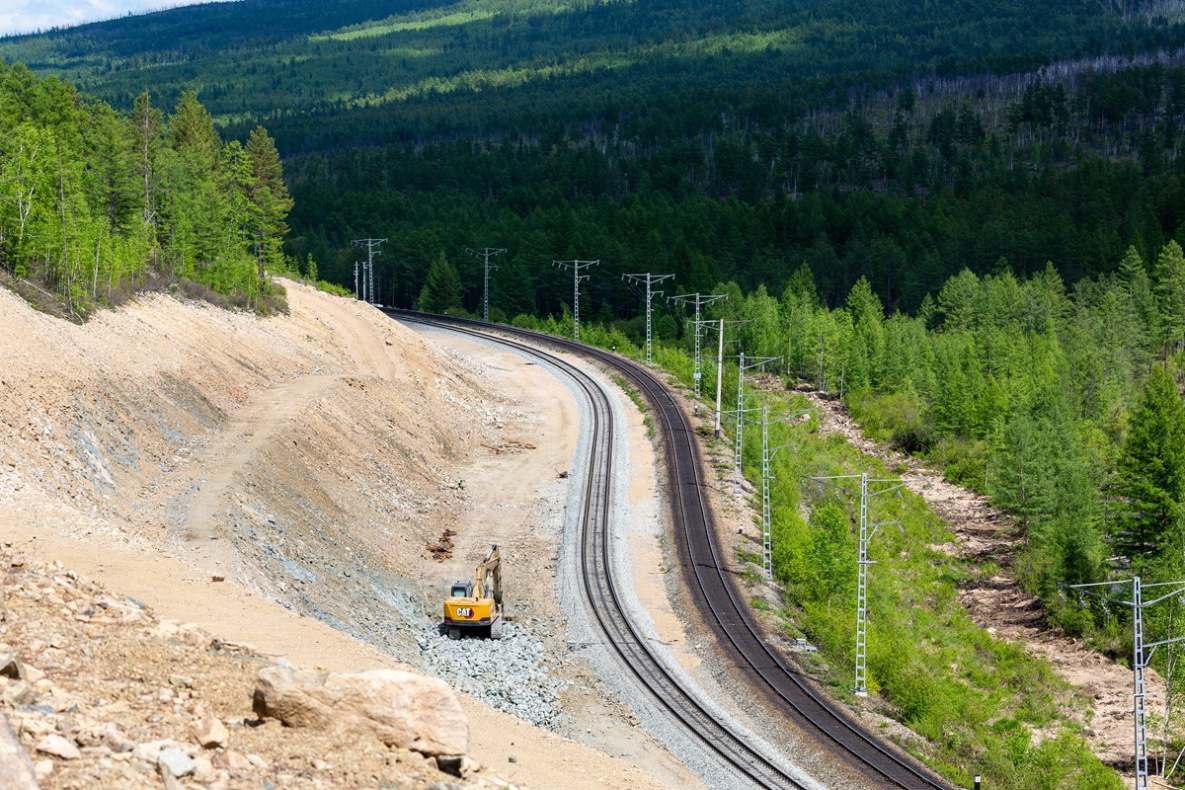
[416,622,569,729]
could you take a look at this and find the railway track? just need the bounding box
[386,309,951,790]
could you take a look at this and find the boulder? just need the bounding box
[253,667,468,756]
[36,734,80,761]
[190,715,228,749]
[0,653,26,681]
[0,714,39,789]
[158,748,197,778]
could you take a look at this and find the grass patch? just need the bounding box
[613,374,649,413]
[736,547,761,565]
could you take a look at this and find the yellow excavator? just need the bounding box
[443,545,504,640]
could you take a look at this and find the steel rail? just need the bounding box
[393,312,807,790]
[385,309,951,789]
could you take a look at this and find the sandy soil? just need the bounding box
[0,281,678,790]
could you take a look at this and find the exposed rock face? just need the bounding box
[253,666,469,757]
[0,653,26,682]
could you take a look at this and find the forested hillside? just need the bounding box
[0,64,292,316]
[5,0,1185,314]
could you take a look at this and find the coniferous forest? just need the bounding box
[14,0,1185,785]
[0,63,292,316]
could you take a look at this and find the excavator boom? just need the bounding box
[474,545,501,602]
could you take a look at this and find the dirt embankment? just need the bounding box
[0,281,675,790]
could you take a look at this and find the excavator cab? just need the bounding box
[442,545,504,641]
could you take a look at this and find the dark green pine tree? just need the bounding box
[245,127,293,280]
[1115,366,1185,559]
[418,252,463,314]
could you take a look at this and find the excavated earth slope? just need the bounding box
[0,280,677,790]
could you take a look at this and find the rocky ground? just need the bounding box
[2,271,1145,789]
[0,545,502,790]
[0,281,680,790]
[413,622,568,730]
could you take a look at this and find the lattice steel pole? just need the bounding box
[554,260,598,341]
[735,352,745,496]
[733,352,780,498]
[714,319,724,438]
[671,293,727,396]
[731,392,764,501]
[805,473,927,697]
[352,238,386,305]
[855,473,870,696]
[1068,576,1185,789]
[713,318,750,439]
[354,261,360,300]
[468,247,506,322]
[759,406,815,583]
[1134,577,1149,788]
[624,273,674,365]
[762,404,772,580]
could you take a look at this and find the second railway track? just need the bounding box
[388,309,952,790]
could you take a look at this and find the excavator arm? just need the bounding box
[474,545,501,603]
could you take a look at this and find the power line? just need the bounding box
[553,259,598,341]
[623,273,675,364]
[467,246,506,322]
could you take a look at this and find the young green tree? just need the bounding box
[245,127,293,280]
[418,252,463,314]
[1155,240,1185,358]
[1115,366,1185,558]
[163,90,223,277]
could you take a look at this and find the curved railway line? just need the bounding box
[387,309,952,790]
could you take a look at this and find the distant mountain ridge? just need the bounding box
[5,0,1185,319]
[0,0,1158,139]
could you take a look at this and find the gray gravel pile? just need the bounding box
[415,622,569,729]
